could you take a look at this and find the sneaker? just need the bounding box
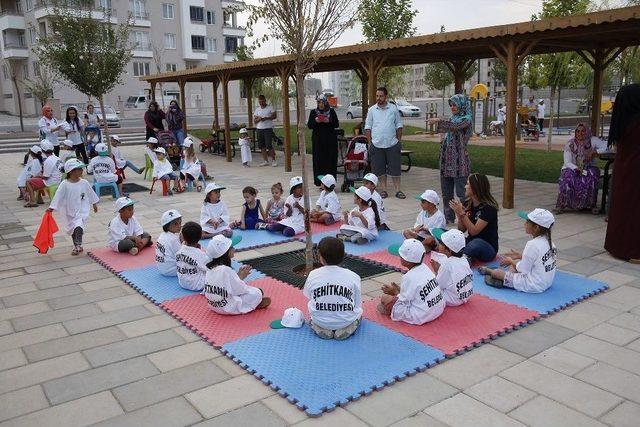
[259,161,269,167]
[336,233,348,241]
[355,237,368,245]
[271,160,277,167]
[129,247,139,256]
[484,275,504,288]
[138,167,145,175]
[168,190,173,196]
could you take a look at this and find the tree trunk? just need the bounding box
[99,95,112,155]
[546,86,556,152]
[295,64,313,271]
[159,83,165,108]
[11,76,24,132]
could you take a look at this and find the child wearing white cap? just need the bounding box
[362,173,388,230]
[25,142,61,207]
[310,174,341,225]
[48,158,99,255]
[431,229,473,306]
[204,234,271,314]
[58,139,78,164]
[145,137,159,164]
[111,135,145,175]
[403,189,446,251]
[303,237,362,339]
[153,147,179,195]
[175,221,209,291]
[180,137,204,191]
[238,128,252,167]
[337,186,380,244]
[479,209,557,293]
[88,143,122,194]
[378,239,445,325]
[201,182,233,238]
[107,197,152,255]
[19,146,44,205]
[156,209,183,276]
[267,176,306,237]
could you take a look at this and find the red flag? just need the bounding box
[33,211,59,254]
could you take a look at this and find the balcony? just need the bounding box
[34,1,118,23]
[221,0,244,9]
[2,40,29,58]
[222,25,245,38]
[131,41,152,58]
[131,11,150,27]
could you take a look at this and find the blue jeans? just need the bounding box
[172,129,186,146]
[124,160,142,174]
[464,238,497,262]
[441,176,467,222]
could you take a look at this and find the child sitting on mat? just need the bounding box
[232,186,266,230]
[337,186,379,245]
[203,234,271,314]
[107,197,152,256]
[303,237,362,340]
[267,176,305,237]
[362,173,388,230]
[200,182,233,238]
[265,182,285,224]
[403,189,446,251]
[175,221,209,291]
[431,229,473,306]
[310,174,341,225]
[156,209,182,277]
[479,209,557,293]
[378,239,445,325]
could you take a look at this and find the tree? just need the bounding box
[246,0,357,270]
[22,64,58,107]
[149,40,166,108]
[34,1,133,154]
[423,60,476,113]
[1,59,25,131]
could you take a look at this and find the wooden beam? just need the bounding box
[178,80,187,133]
[503,40,518,209]
[358,56,386,106]
[276,66,294,172]
[354,67,368,120]
[489,46,507,65]
[150,82,157,102]
[576,50,595,68]
[604,46,624,68]
[245,78,254,128]
[221,72,232,162]
[212,79,219,130]
[515,40,538,66]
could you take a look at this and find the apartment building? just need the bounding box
[0,0,245,116]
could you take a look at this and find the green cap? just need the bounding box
[517,210,529,221]
[348,186,357,193]
[430,228,446,243]
[388,243,401,256]
[270,319,285,329]
[230,234,242,247]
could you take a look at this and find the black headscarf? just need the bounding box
[608,83,640,147]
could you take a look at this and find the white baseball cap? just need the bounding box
[398,238,426,263]
[433,229,466,253]
[239,128,248,134]
[182,137,193,148]
[95,143,108,155]
[147,137,159,144]
[110,135,121,143]
[114,196,135,212]
[518,208,554,229]
[271,307,304,329]
[62,139,74,148]
[289,176,303,190]
[30,145,42,154]
[363,173,378,186]
[416,189,440,205]
[153,147,166,155]
[205,234,233,259]
[160,209,182,227]
[205,182,225,194]
[63,158,85,173]
[354,185,372,202]
[40,140,54,152]
[318,174,336,188]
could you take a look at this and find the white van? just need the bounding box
[125,95,148,109]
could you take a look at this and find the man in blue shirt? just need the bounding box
[364,87,405,199]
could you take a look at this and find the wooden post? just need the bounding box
[245,78,254,128]
[178,79,187,133]
[445,60,475,94]
[150,82,156,102]
[358,57,385,107]
[503,42,518,209]
[591,50,604,136]
[354,67,368,122]
[212,79,219,130]
[277,66,293,172]
[221,73,232,162]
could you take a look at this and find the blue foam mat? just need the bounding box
[472,267,609,315]
[200,229,296,251]
[118,260,266,304]
[304,230,405,256]
[222,320,445,416]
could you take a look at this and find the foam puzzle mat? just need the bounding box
[88,245,156,273]
[221,320,445,416]
[358,249,434,272]
[200,229,296,251]
[305,230,405,256]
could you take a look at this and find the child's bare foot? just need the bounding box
[257,297,271,309]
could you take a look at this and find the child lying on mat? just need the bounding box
[176,221,208,291]
[303,237,362,340]
[310,174,341,225]
[378,239,445,325]
[267,176,306,237]
[156,209,182,277]
[204,234,271,314]
[107,197,152,256]
[479,209,557,293]
[403,189,446,252]
[430,229,473,306]
[201,183,233,239]
[337,186,379,245]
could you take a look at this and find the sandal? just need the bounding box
[380,191,388,199]
[23,202,38,208]
[484,275,504,288]
[71,247,80,256]
[395,191,406,199]
[196,185,202,192]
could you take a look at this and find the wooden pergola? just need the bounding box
[140,6,640,208]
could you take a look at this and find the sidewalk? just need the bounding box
[0,147,638,426]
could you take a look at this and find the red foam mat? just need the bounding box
[161,277,309,346]
[88,245,156,273]
[363,294,540,356]
[300,220,343,236]
[360,250,433,272]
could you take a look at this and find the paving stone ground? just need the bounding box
[1,144,639,426]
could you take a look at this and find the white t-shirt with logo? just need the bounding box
[370,189,386,225]
[175,245,209,291]
[315,190,341,221]
[303,265,362,330]
[42,155,63,186]
[414,209,446,238]
[391,263,445,325]
[340,206,378,241]
[204,265,263,314]
[153,159,174,179]
[50,179,99,234]
[88,156,118,183]
[155,231,181,277]
[107,214,144,252]
[200,201,231,234]
[512,236,557,293]
[436,255,473,306]
[253,105,275,129]
[111,146,127,169]
[279,194,306,234]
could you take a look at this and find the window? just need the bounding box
[25,0,33,11]
[28,27,38,45]
[191,35,205,51]
[190,6,204,22]
[165,63,177,72]
[206,37,216,53]
[223,11,232,26]
[33,61,40,77]
[129,0,147,19]
[24,92,33,99]
[164,33,176,49]
[22,64,29,79]
[131,31,149,50]
[162,3,174,19]
[224,36,239,53]
[2,64,8,80]
[133,62,150,76]
[98,0,112,9]
[206,10,215,24]
[185,62,198,70]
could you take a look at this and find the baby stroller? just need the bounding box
[341,135,369,192]
[157,130,182,168]
[84,125,102,158]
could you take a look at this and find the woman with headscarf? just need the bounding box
[38,105,63,156]
[144,101,166,140]
[308,95,339,186]
[166,100,186,146]
[428,94,473,223]
[605,84,640,262]
[555,123,608,213]
[62,106,88,164]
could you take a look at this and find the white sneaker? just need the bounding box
[129,247,139,256]
[271,160,277,167]
[259,161,269,167]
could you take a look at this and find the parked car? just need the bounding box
[125,95,148,109]
[93,105,121,128]
[393,100,421,117]
[346,101,363,119]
